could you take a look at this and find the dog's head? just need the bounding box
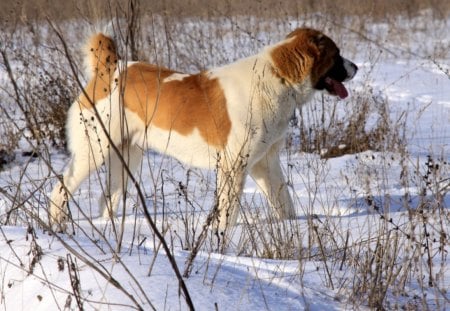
[271,28,357,99]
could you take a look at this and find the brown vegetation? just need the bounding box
[1,0,449,25]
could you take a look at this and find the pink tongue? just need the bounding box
[325,77,348,99]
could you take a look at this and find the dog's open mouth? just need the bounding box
[324,77,348,99]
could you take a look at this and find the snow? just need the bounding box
[1,12,449,310]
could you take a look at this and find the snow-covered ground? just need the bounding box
[0,13,449,310]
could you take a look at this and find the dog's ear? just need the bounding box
[308,32,341,86]
[308,32,338,58]
[310,33,325,51]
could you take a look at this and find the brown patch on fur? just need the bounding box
[122,63,232,148]
[270,28,339,85]
[79,33,119,108]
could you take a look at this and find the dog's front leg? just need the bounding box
[213,159,247,247]
[49,180,70,232]
[249,141,296,221]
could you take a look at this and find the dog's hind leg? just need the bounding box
[100,142,143,220]
[49,143,106,231]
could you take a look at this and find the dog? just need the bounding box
[49,28,357,235]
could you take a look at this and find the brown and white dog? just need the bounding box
[49,28,357,234]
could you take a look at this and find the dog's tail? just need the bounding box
[83,33,119,80]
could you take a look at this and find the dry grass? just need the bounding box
[1,0,450,22]
[0,0,449,309]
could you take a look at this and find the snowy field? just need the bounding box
[0,12,449,310]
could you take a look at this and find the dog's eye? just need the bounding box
[333,49,341,60]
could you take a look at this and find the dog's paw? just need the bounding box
[48,217,68,234]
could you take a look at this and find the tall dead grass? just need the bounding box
[0,0,449,310]
[1,0,450,22]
